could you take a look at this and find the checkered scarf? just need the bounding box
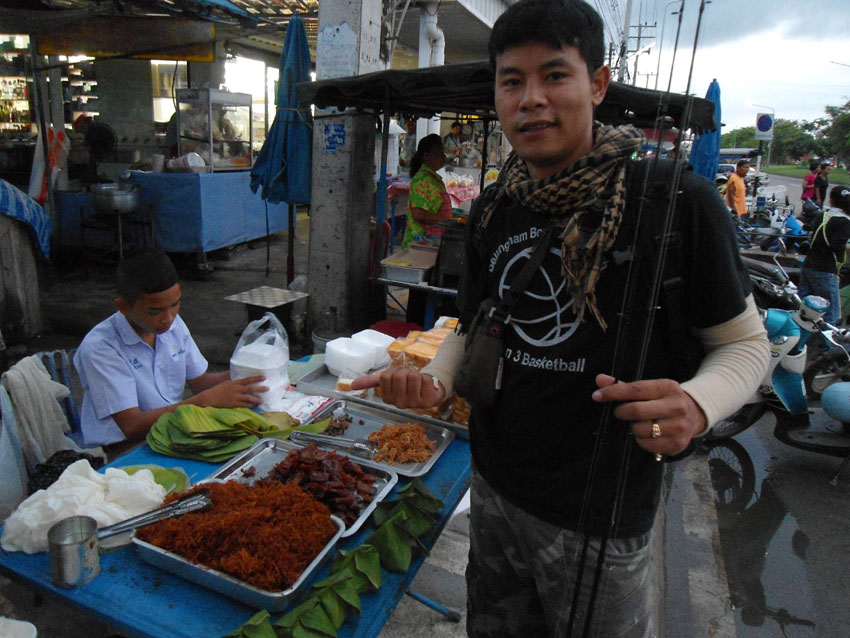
[484,123,645,330]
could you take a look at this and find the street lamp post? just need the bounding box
[654,0,683,91]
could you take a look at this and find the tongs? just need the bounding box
[97,488,212,541]
[290,431,379,459]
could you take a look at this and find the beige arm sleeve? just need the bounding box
[680,294,770,434]
[420,330,466,397]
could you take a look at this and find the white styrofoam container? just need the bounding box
[0,618,37,638]
[230,339,290,410]
[324,338,375,377]
[351,329,395,369]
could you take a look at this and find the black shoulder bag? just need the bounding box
[454,225,554,408]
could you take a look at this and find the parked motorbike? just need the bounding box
[799,198,823,232]
[703,255,850,484]
[749,200,809,254]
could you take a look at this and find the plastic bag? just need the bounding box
[230,313,290,411]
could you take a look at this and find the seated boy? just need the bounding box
[74,249,267,451]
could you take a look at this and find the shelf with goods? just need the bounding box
[62,59,99,126]
[0,35,33,134]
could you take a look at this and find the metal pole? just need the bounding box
[618,0,634,82]
[28,36,55,221]
[632,23,642,86]
[654,1,682,90]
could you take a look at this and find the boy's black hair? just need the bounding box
[809,159,820,171]
[115,249,179,304]
[736,158,750,169]
[488,0,605,75]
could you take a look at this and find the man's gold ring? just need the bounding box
[651,423,661,439]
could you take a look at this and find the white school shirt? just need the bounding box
[74,312,208,446]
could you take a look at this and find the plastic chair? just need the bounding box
[36,349,82,435]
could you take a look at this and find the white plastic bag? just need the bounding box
[230,313,290,411]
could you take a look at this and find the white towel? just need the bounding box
[1,355,103,473]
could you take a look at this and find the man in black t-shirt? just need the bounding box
[355,1,769,636]
[815,161,831,206]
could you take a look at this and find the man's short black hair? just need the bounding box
[488,0,605,75]
[450,121,461,129]
[736,159,750,169]
[115,249,179,304]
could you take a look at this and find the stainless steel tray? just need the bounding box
[301,400,454,477]
[296,364,469,440]
[208,438,398,537]
[132,515,344,611]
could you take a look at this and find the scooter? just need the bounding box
[703,255,850,484]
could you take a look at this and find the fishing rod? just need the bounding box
[566,1,716,635]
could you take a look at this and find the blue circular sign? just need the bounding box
[757,114,773,132]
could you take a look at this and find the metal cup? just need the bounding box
[47,515,101,588]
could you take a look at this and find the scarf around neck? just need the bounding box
[485,122,645,330]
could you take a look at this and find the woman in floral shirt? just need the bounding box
[403,134,453,247]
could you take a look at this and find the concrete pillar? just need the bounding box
[417,3,444,139]
[308,0,383,334]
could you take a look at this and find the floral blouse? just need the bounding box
[403,165,453,247]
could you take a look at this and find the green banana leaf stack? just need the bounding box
[147,405,332,463]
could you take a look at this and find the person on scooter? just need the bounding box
[354,1,769,635]
[799,185,850,354]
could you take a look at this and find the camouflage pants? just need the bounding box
[466,471,655,638]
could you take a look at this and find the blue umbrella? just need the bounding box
[689,79,721,181]
[250,14,312,279]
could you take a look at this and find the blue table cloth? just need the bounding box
[0,439,471,637]
[55,172,293,254]
[0,178,51,258]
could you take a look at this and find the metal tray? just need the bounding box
[380,246,437,283]
[208,438,398,537]
[296,364,469,440]
[132,515,344,611]
[301,400,454,477]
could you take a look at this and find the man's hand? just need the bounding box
[198,376,268,408]
[591,373,707,456]
[352,367,445,410]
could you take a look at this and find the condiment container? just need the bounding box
[47,515,100,588]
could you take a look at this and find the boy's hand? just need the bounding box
[202,376,268,408]
[352,368,445,410]
[591,373,706,456]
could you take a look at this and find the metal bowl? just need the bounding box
[90,183,138,215]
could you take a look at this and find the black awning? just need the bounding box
[298,60,717,134]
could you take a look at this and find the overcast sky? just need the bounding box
[615,0,850,132]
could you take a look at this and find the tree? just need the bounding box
[721,120,818,164]
[721,126,757,149]
[770,119,817,164]
[820,99,850,165]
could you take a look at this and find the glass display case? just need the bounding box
[175,88,252,172]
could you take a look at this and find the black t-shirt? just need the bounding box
[815,173,829,202]
[457,161,751,537]
[803,212,850,274]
